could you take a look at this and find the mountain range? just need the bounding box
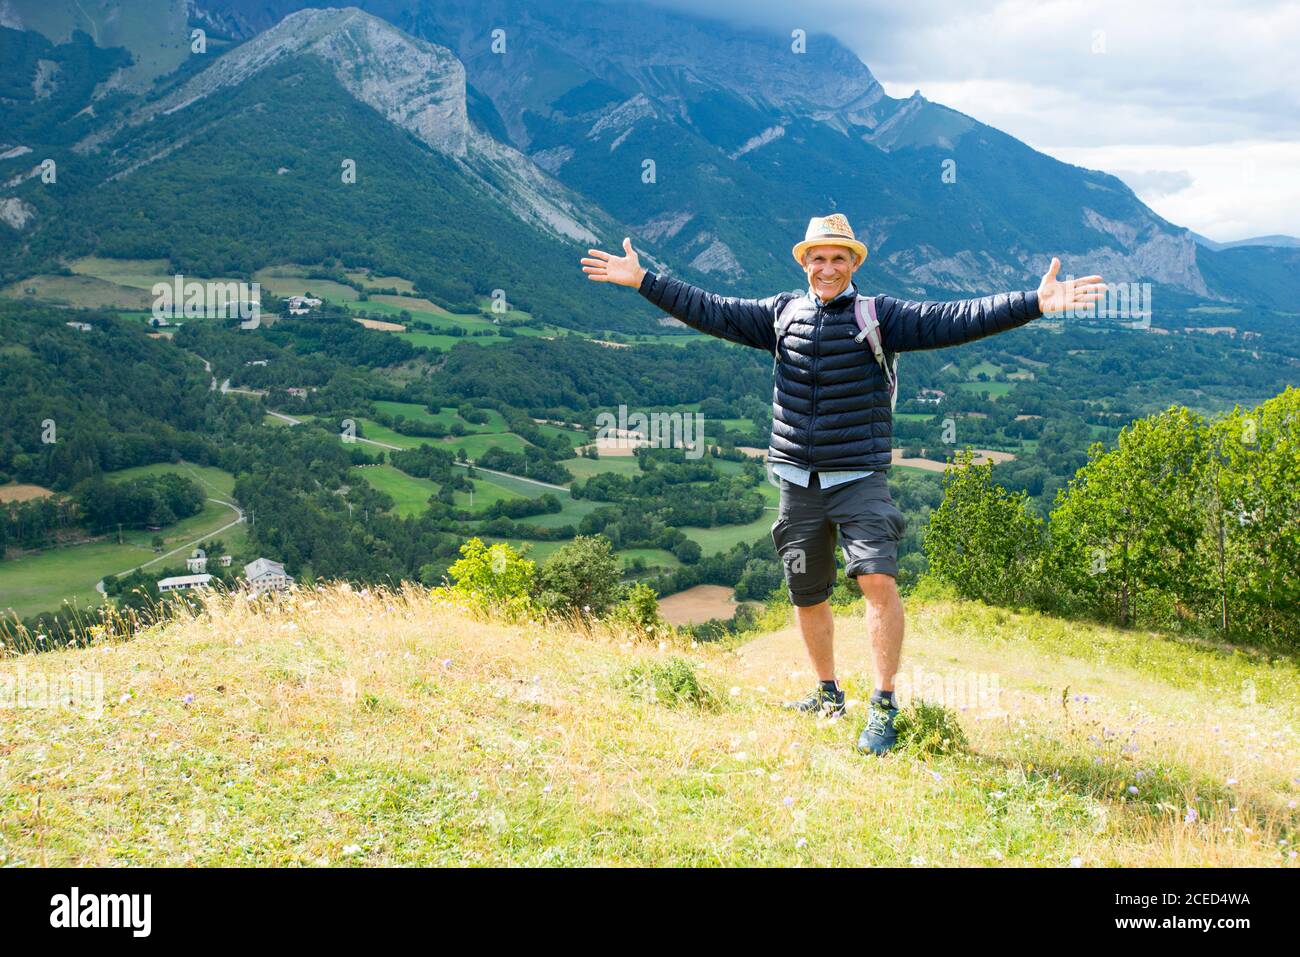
[1,0,1296,325]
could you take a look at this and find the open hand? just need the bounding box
[1037,258,1106,314]
[581,238,647,288]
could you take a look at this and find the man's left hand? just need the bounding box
[1036,258,1106,314]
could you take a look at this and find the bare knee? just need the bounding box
[856,573,898,603]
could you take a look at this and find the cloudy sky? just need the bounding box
[647,0,1300,243]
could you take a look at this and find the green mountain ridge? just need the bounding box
[0,0,1294,310]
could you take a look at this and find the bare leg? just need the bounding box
[794,600,836,682]
[857,574,904,692]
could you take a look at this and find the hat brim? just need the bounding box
[792,237,868,266]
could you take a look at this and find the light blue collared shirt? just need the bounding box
[771,281,875,489]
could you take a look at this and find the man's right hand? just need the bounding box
[581,238,647,288]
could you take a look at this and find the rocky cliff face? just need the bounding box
[102,7,606,244]
[4,0,1259,302]
[377,0,1209,297]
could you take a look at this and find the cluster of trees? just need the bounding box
[481,493,562,521]
[388,445,464,486]
[644,537,778,602]
[576,504,703,564]
[573,457,766,529]
[75,473,205,531]
[0,303,245,490]
[924,388,1299,648]
[1,495,77,553]
[476,447,573,485]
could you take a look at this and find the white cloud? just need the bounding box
[644,0,1300,240]
[1048,141,1300,242]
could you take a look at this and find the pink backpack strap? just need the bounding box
[853,295,898,410]
[776,296,801,339]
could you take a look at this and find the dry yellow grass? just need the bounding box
[0,585,1296,866]
[0,483,55,503]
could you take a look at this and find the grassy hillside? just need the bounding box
[2,587,1295,866]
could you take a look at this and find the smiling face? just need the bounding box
[802,244,860,302]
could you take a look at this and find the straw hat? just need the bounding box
[791,213,868,266]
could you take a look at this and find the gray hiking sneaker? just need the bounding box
[856,699,900,755]
[784,684,847,718]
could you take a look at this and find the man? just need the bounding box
[580,214,1104,754]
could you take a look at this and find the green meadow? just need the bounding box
[0,463,244,618]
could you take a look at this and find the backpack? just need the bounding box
[775,293,899,411]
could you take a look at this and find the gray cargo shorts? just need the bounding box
[770,471,906,607]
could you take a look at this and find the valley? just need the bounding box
[1,0,1296,652]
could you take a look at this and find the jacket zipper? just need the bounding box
[808,303,822,468]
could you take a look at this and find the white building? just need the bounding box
[65,321,92,332]
[284,296,323,316]
[158,573,213,593]
[244,557,293,594]
[219,555,233,567]
[186,555,208,574]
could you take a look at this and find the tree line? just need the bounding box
[924,387,1299,649]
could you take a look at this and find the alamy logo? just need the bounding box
[595,405,705,459]
[49,887,151,937]
[152,275,261,325]
[1058,279,1152,328]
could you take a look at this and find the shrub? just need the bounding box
[617,657,719,710]
[443,537,537,618]
[534,534,620,615]
[610,581,663,634]
[924,450,1044,607]
[892,700,970,758]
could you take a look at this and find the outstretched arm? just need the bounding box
[581,238,778,353]
[879,258,1106,352]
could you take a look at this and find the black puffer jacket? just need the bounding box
[637,272,1042,471]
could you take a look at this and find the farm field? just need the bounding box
[252,265,360,303]
[371,402,509,434]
